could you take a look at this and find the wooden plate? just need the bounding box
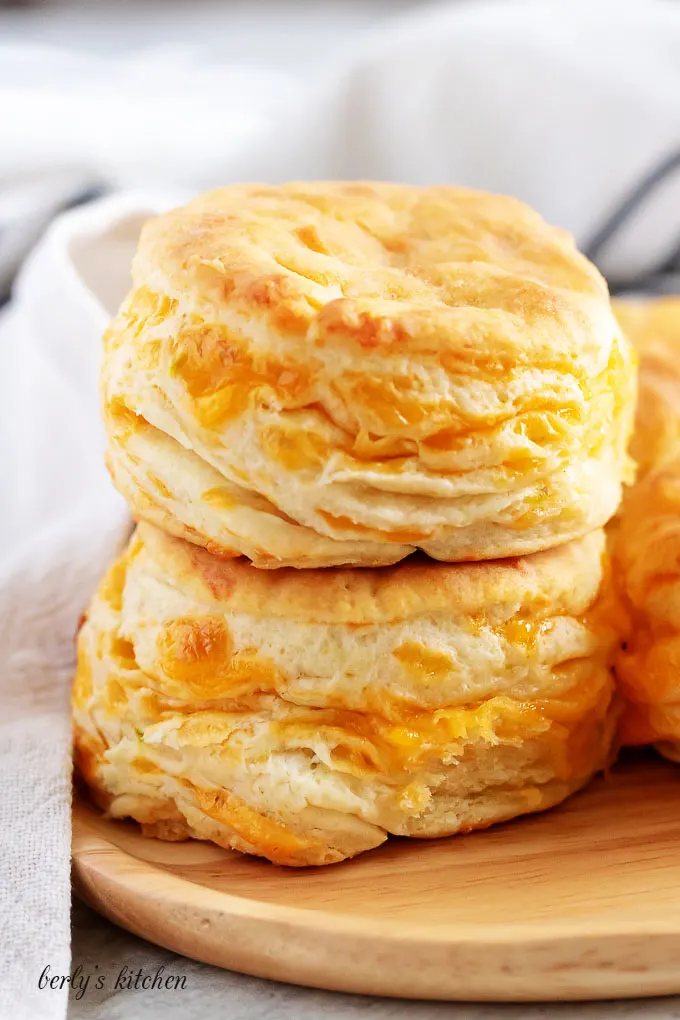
[72,752,680,1002]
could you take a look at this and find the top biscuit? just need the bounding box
[102,182,636,568]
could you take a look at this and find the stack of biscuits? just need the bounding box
[73,183,638,865]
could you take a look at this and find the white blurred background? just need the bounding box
[2,0,680,298]
[0,0,426,295]
[1,0,414,67]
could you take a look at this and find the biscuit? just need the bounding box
[614,299,680,482]
[614,457,680,756]
[612,299,680,760]
[73,523,620,865]
[102,183,636,568]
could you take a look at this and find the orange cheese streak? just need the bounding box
[104,286,177,353]
[147,472,174,500]
[154,617,291,705]
[168,322,314,428]
[274,668,613,782]
[186,783,321,864]
[393,642,457,682]
[318,512,433,544]
[259,427,328,471]
[394,627,547,678]
[202,487,237,511]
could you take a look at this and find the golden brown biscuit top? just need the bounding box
[137,522,605,625]
[132,182,610,360]
[614,297,680,480]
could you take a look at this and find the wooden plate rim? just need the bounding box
[72,797,680,1002]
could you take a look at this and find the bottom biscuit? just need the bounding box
[73,524,621,866]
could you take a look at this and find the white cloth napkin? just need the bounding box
[3,2,680,1017]
[0,196,164,1020]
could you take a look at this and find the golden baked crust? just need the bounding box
[139,518,607,625]
[612,299,680,760]
[73,524,620,866]
[102,182,636,568]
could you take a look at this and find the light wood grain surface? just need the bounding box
[72,752,680,1002]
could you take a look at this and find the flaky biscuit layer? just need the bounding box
[102,183,635,567]
[73,525,619,865]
